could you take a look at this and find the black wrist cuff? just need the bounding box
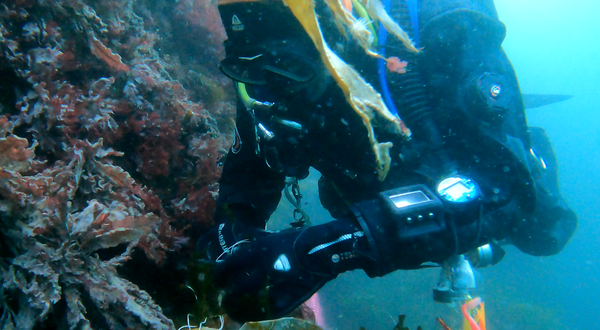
[293,218,374,275]
[351,185,453,277]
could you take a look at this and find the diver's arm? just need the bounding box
[509,127,577,256]
[214,99,286,229]
[420,10,577,257]
[417,1,577,257]
[510,193,577,256]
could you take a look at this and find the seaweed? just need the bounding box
[0,0,234,328]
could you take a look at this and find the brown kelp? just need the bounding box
[0,0,233,328]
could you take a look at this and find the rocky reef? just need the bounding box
[0,0,234,328]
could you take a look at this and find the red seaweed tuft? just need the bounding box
[0,0,234,328]
[89,34,130,72]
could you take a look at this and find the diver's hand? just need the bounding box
[213,227,310,292]
[213,228,332,323]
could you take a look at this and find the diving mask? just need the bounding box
[219,45,318,86]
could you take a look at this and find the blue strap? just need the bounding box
[406,0,420,46]
[377,0,398,116]
[377,0,420,118]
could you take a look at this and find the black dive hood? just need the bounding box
[217,0,323,86]
[218,0,314,53]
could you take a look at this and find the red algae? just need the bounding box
[0,0,234,328]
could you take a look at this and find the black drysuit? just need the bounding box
[204,0,577,322]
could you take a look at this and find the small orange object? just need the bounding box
[386,56,408,74]
[437,317,452,330]
[342,0,352,12]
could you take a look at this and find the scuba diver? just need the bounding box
[199,0,577,323]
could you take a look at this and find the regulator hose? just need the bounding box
[381,0,455,174]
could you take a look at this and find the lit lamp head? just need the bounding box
[436,176,480,204]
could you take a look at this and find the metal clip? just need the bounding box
[257,123,275,141]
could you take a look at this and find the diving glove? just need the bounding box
[206,219,372,322]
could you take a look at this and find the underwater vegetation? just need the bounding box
[181,315,421,330]
[0,0,235,328]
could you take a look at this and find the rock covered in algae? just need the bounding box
[239,317,324,330]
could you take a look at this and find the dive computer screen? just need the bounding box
[389,190,431,210]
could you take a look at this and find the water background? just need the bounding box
[495,0,600,329]
[270,1,600,328]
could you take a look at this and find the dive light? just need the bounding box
[436,176,479,204]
